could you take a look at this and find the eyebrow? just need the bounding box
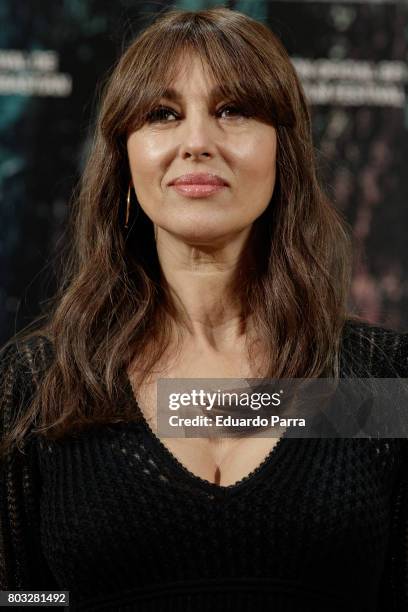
[160,85,227,104]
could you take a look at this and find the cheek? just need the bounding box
[241,153,277,203]
[128,152,163,210]
[127,136,161,184]
[238,141,277,213]
[239,134,277,184]
[249,159,276,188]
[129,155,155,183]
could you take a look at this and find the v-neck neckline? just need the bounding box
[122,372,288,494]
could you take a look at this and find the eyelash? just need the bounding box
[146,103,249,123]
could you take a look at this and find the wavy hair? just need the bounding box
[1,6,354,457]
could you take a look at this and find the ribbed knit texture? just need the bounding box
[1,320,408,611]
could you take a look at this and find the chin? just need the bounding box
[168,224,236,245]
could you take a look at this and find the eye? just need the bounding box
[146,103,249,124]
[146,105,178,123]
[217,103,248,119]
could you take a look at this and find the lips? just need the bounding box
[169,173,229,187]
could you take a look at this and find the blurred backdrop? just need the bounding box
[0,0,407,344]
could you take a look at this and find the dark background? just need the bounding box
[1,0,407,345]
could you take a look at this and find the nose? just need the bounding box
[178,111,216,160]
[183,149,211,159]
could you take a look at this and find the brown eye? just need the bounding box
[217,104,248,119]
[146,106,178,123]
[145,103,249,124]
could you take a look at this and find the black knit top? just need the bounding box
[1,320,408,611]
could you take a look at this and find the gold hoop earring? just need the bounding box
[125,183,132,229]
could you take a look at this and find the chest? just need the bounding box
[38,432,400,602]
[127,347,278,487]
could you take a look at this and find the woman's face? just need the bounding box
[126,54,277,246]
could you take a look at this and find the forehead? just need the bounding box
[161,53,225,101]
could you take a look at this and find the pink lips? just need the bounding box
[169,172,229,198]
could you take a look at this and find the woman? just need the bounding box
[1,7,408,611]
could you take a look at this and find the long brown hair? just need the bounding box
[0,6,354,457]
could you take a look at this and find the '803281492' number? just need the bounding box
[0,591,69,607]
